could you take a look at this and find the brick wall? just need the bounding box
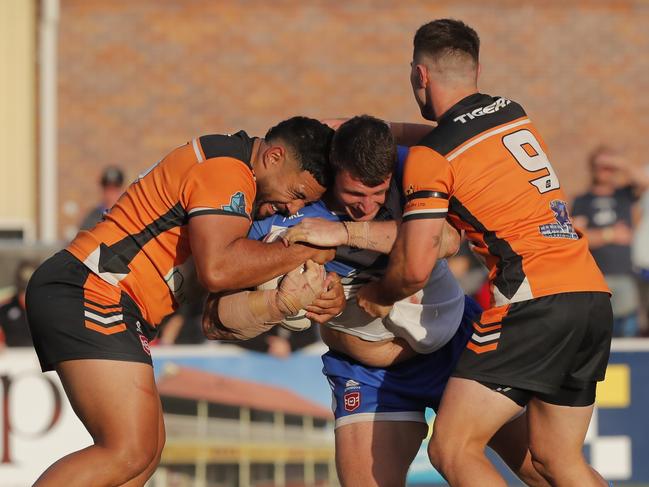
[57,0,649,238]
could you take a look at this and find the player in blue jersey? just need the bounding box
[207,116,547,486]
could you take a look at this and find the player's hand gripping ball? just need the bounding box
[258,228,326,331]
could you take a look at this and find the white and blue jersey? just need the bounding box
[248,146,465,354]
[248,146,480,425]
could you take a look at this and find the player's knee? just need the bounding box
[107,435,161,480]
[529,443,574,482]
[151,431,166,469]
[530,453,554,483]
[118,450,156,480]
[146,423,166,471]
[514,459,550,487]
[428,437,456,474]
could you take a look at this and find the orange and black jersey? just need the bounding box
[402,93,609,307]
[68,131,257,326]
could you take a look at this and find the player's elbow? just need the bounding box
[404,275,429,293]
[197,269,232,294]
[403,265,431,291]
[441,232,461,258]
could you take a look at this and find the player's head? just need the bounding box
[329,115,396,221]
[99,166,125,209]
[411,19,480,120]
[255,116,334,218]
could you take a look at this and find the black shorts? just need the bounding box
[452,291,613,403]
[26,250,158,372]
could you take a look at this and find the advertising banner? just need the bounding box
[1,340,647,486]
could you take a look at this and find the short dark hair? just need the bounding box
[414,19,480,65]
[100,166,124,187]
[265,116,335,187]
[330,115,397,187]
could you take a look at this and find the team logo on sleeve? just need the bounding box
[222,191,248,217]
[539,200,578,240]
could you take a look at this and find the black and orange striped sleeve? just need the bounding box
[182,157,256,220]
[402,145,453,222]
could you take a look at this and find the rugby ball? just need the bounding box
[257,227,312,331]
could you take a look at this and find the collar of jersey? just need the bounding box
[437,92,492,124]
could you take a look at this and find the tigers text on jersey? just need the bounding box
[68,131,257,325]
[402,93,609,307]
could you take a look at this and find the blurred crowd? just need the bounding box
[3,148,649,352]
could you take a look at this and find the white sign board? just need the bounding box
[0,349,91,486]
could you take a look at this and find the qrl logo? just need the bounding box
[139,335,151,356]
[344,392,360,412]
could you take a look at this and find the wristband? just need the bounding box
[248,289,285,323]
[343,221,370,249]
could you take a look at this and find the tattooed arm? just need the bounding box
[284,217,459,257]
[356,217,446,318]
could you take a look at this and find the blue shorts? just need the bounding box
[322,295,481,428]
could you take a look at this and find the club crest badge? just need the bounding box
[222,191,248,217]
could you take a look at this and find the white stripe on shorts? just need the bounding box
[335,411,426,429]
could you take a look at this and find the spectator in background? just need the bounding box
[0,260,37,348]
[79,166,125,230]
[572,146,649,337]
[632,165,649,337]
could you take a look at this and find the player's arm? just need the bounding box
[388,121,436,146]
[284,217,459,257]
[185,158,333,293]
[357,218,445,317]
[357,146,452,318]
[202,261,326,341]
[284,218,397,254]
[190,215,334,293]
[320,118,435,146]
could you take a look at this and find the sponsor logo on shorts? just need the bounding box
[343,379,361,412]
[344,392,360,412]
[139,334,151,356]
